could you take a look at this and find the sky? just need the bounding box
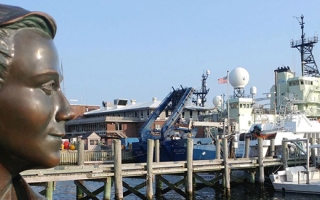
[3,1,320,107]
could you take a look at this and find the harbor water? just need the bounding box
[32,177,320,200]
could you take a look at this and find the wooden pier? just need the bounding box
[21,138,309,200]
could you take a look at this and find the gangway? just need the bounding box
[139,86,194,142]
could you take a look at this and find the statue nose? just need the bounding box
[55,92,75,122]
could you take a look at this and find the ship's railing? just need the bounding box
[291,36,318,47]
[59,149,136,165]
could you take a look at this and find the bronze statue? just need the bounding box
[0,4,75,199]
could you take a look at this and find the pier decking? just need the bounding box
[21,138,309,200]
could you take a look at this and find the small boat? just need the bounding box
[235,112,320,158]
[270,144,320,194]
[270,166,320,194]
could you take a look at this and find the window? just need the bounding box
[115,123,122,130]
[165,110,169,117]
[90,139,99,145]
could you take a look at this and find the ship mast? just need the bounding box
[192,70,210,107]
[291,14,319,77]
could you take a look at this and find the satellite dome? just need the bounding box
[229,67,249,89]
[212,96,222,107]
[250,86,257,95]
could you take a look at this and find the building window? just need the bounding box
[90,139,99,145]
[116,123,122,130]
[190,111,193,118]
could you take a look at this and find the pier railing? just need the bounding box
[59,149,136,165]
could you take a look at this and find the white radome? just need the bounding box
[229,67,249,88]
[250,86,257,95]
[212,96,222,107]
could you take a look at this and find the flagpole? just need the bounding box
[227,71,230,135]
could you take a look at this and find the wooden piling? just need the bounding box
[215,135,220,159]
[76,140,85,199]
[155,140,163,198]
[244,135,250,158]
[77,140,85,166]
[248,170,256,183]
[282,139,288,170]
[222,137,230,197]
[146,139,154,200]
[45,181,53,200]
[112,140,114,158]
[187,138,193,199]
[258,138,264,185]
[311,135,316,166]
[76,180,84,199]
[270,138,275,157]
[215,135,221,188]
[103,177,112,200]
[114,139,123,200]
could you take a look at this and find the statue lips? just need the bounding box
[48,132,65,139]
[47,127,66,145]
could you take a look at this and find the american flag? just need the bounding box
[218,76,228,84]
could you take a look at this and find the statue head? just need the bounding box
[0,4,75,173]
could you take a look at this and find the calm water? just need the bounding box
[32,177,320,200]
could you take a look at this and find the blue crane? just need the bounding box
[139,86,194,143]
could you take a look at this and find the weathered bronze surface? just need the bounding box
[0,4,75,199]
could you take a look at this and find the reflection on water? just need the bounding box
[32,177,320,200]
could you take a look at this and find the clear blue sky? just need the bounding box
[3,1,320,106]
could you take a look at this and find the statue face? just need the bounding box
[0,28,74,168]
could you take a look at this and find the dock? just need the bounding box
[21,138,309,200]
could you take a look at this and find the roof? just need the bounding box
[83,99,214,116]
[81,132,100,139]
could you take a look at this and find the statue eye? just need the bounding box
[41,80,55,94]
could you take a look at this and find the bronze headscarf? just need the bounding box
[0,4,56,38]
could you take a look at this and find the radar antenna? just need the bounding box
[192,70,210,107]
[291,14,319,77]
